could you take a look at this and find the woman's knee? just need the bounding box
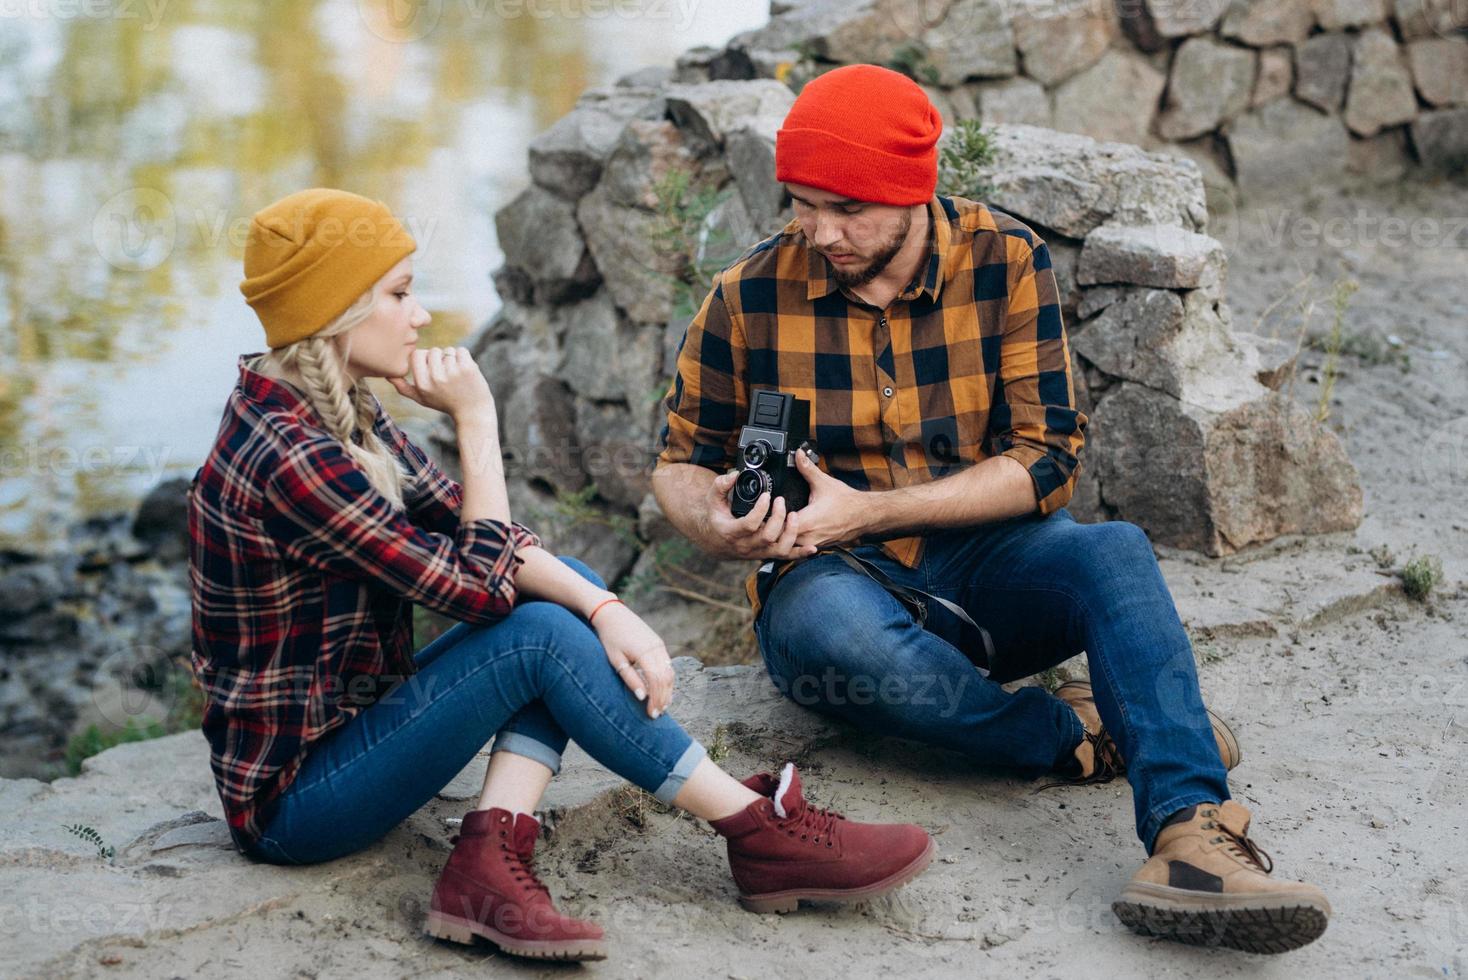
[555,554,607,591]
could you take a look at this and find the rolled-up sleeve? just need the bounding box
[655,273,747,473]
[990,233,1088,514]
[263,432,530,625]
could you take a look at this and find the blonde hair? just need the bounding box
[253,289,409,508]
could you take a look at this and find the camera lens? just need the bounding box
[734,469,770,504]
[742,440,770,469]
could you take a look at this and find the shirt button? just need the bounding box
[883,386,894,397]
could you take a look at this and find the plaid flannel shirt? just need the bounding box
[187,354,540,850]
[655,195,1087,618]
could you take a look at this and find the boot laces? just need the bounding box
[1034,728,1124,792]
[1202,807,1274,874]
[780,803,846,846]
[501,840,552,899]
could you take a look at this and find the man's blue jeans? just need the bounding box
[753,508,1230,853]
[249,557,706,865]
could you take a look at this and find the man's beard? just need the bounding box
[829,209,912,288]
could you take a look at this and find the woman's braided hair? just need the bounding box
[253,288,408,508]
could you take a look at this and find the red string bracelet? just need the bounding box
[588,597,623,624]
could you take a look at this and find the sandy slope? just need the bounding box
[4,179,1465,978]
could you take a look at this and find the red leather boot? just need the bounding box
[424,808,606,961]
[709,764,935,913]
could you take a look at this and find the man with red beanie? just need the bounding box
[653,64,1330,954]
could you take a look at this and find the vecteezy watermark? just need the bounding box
[1253,209,1468,251]
[355,0,700,43]
[0,442,174,481]
[90,188,442,272]
[0,0,170,28]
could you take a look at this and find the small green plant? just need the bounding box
[937,119,997,201]
[707,723,730,764]
[65,718,168,776]
[651,168,742,320]
[63,823,114,860]
[887,42,941,85]
[1401,554,1444,602]
[1369,544,1395,570]
[1314,278,1359,423]
[1034,667,1064,692]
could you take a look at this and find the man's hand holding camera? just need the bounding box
[705,448,862,560]
[705,469,816,560]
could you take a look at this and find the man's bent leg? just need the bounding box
[754,552,1085,776]
[925,512,1231,852]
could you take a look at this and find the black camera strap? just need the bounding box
[830,547,996,678]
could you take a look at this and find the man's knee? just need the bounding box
[554,554,607,591]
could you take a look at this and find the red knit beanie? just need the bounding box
[775,64,943,207]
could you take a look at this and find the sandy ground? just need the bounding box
[4,178,1466,978]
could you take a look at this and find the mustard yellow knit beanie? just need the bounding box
[239,188,417,348]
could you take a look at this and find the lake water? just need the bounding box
[0,0,766,552]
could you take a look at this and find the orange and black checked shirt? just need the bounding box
[654,194,1088,618]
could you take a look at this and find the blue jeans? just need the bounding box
[249,557,706,865]
[753,508,1230,853]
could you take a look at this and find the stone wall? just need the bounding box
[464,62,1365,635]
[687,0,1467,199]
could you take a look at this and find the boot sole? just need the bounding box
[1113,882,1329,954]
[737,837,936,914]
[423,909,607,961]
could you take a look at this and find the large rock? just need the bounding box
[577,183,683,325]
[1295,32,1354,112]
[494,185,600,305]
[1313,0,1390,29]
[972,77,1052,127]
[1226,98,1352,197]
[728,0,1016,83]
[1053,50,1168,149]
[554,290,663,408]
[1252,46,1296,106]
[663,79,795,147]
[1077,224,1226,290]
[1410,107,1468,171]
[1406,38,1468,106]
[1220,0,1315,44]
[1091,383,1362,554]
[1011,0,1114,85]
[601,117,707,210]
[1344,28,1422,136]
[1393,0,1468,37]
[979,125,1210,238]
[575,398,657,509]
[912,0,1018,84]
[1156,37,1257,140]
[1121,0,1231,49]
[1071,289,1258,408]
[725,127,787,233]
[528,89,661,201]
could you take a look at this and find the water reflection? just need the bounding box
[0,0,765,551]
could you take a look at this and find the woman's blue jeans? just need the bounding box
[753,508,1230,853]
[249,556,706,865]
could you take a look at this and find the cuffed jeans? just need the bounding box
[753,508,1230,853]
[249,556,706,865]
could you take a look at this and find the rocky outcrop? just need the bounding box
[0,480,194,780]
[712,0,1468,200]
[469,76,1364,637]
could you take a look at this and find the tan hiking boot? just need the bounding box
[1113,801,1330,953]
[1055,680,1240,781]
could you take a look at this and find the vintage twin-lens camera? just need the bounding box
[729,389,820,518]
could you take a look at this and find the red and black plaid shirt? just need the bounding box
[187,354,540,850]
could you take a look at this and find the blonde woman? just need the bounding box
[186,189,934,962]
